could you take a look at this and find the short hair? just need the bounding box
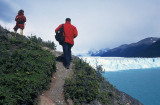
[66,18,71,22]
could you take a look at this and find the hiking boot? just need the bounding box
[65,65,70,69]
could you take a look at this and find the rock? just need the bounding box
[67,99,74,105]
[90,100,102,105]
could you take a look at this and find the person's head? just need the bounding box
[18,9,24,14]
[65,18,71,22]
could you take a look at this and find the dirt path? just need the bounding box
[38,47,74,105]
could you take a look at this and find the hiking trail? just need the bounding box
[38,47,75,105]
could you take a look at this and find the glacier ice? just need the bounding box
[81,57,160,71]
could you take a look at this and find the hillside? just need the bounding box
[101,37,160,57]
[39,48,142,105]
[0,25,56,104]
[0,25,142,105]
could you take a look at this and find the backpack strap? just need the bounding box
[62,24,65,37]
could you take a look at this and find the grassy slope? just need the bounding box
[0,28,56,105]
[64,59,142,105]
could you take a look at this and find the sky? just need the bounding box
[0,0,160,55]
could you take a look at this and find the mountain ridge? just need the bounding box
[90,37,160,57]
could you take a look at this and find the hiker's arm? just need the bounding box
[73,27,78,38]
[55,24,63,33]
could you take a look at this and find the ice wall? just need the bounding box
[81,57,160,71]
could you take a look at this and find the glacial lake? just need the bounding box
[102,68,160,105]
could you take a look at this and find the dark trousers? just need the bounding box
[62,42,73,66]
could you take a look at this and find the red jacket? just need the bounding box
[55,21,78,45]
[15,13,26,29]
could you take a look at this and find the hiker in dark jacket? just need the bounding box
[55,18,78,69]
[13,9,26,36]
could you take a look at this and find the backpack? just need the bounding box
[16,16,24,24]
[55,24,65,45]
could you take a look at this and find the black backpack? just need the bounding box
[55,24,65,45]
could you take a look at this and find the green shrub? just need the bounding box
[97,91,112,104]
[28,35,56,50]
[64,59,101,104]
[0,32,56,105]
[64,59,116,105]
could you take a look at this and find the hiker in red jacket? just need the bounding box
[55,18,78,69]
[13,9,26,36]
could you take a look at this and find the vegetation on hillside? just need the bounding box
[0,28,56,105]
[64,59,117,105]
[0,25,142,105]
[28,35,56,50]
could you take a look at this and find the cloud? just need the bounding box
[0,0,16,22]
[0,20,15,31]
[0,0,160,54]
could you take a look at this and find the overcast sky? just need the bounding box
[0,0,160,54]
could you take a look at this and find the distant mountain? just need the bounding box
[88,49,98,56]
[88,48,110,56]
[101,37,160,57]
[76,48,110,57]
[135,39,160,57]
[76,53,91,57]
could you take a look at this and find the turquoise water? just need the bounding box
[102,68,160,105]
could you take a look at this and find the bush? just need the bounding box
[0,32,56,104]
[28,35,56,50]
[64,59,116,105]
[64,60,101,104]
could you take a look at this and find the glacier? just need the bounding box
[81,57,160,71]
